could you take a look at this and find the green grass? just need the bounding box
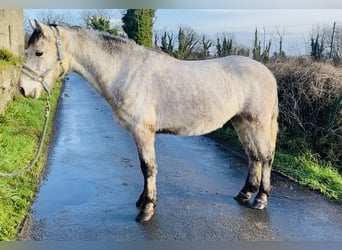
[0,48,24,69]
[210,123,342,204]
[274,151,342,202]
[0,81,62,240]
[0,58,24,69]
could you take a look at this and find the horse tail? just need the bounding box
[270,93,279,154]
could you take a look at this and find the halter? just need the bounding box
[21,25,64,93]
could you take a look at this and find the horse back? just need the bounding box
[151,55,277,135]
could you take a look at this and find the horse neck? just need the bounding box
[65,30,132,95]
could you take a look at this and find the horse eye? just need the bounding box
[35,50,44,57]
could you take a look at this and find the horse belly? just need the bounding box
[189,108,235,135]
[157,96,237,136]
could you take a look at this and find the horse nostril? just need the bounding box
[19,87,25,96]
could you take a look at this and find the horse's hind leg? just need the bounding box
[232,116,261,205]
[252,109,278,209]
[232,115,275,209]
[132,126,157,222]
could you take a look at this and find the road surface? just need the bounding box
[20,73,342,240]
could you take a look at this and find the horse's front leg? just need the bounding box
[132,127,157,222]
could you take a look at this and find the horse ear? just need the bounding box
[29,19,36,30]
[34,21,52,36]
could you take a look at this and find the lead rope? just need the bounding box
[0,93,51,177]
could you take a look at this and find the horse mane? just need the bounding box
[63,25,138,55]
[28,29,42,47]
[28,23,165,57]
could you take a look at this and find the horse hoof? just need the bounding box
[234,191,251,206]
[251,199,267,210]
[135,210,154,222]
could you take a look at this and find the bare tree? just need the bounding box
[215,33,235,57]
[38,10,70,25]
[309,24,330,60]
[322,22,342,64]
[175,26,199,59]
[273,28,286,60]
[198,34,212,59]
[158,30,175,56]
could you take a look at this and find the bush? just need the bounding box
[0,48,14,62]
[267,58,342,170]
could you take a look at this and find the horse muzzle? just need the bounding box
[18,80,41,99]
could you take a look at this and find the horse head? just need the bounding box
[19,20,68,98]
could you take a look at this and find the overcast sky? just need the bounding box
[24,9,342,56]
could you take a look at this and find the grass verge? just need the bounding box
[0,81,62,240]
[209,123,342,203]
[0,48,24,69]
[274,151,342,202]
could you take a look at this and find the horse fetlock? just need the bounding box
[136,192,157,208]
[248,183,260,193]
[251,193,268,210]
[136,192,145,208]
[244,179,260,193]
[234,191,252,205]
[135,202,155,222]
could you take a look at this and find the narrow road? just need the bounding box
[20,73,342,240]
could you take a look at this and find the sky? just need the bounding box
[24,9,342,56]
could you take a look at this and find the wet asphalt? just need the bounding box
[20,73,342,240]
